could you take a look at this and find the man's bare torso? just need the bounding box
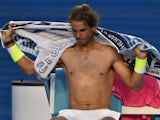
[61,42,119,110]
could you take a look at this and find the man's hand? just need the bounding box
[133,46,147,59]
[1,24,15,47]
[1,24,15,42]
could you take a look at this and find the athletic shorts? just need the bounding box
[57,109,121,120]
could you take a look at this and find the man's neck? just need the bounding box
[76,39,97,52]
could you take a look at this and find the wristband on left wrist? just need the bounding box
[134,57,147,74]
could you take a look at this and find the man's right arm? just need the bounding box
[112,47,147,91]
[1,24,35,75]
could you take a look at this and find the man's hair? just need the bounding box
[68,4,99,27]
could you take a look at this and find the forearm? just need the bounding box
[130,47,147,90]
[17,56,35,75]
[130,72,145,90]
[5,42,35,75]
[115,57,147,91]
[130,57,147,90]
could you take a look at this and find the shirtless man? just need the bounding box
[1,4,147,120]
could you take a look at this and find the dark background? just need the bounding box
[0,0,160,119]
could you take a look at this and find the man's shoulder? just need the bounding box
[65,46,75,52]
[99,43,118,52]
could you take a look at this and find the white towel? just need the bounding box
[0,21,160,80]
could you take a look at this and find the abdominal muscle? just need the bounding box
[66,71,114,110]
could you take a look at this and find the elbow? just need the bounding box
[23,67,35,75]
[129,83,142,91]
[24,70,35,75]
[128,76,144,91]
[131,86,142,91]
[18,62,35,75]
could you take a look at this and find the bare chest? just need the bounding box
[63,50,112,77]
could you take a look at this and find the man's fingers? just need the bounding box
[8,23,14,31]
[1,30,5,35]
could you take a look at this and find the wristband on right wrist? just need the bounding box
[134,57,147,74]
[7,44,24,62]
[3,39,14,47]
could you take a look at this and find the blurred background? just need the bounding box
[0,0,160,119]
